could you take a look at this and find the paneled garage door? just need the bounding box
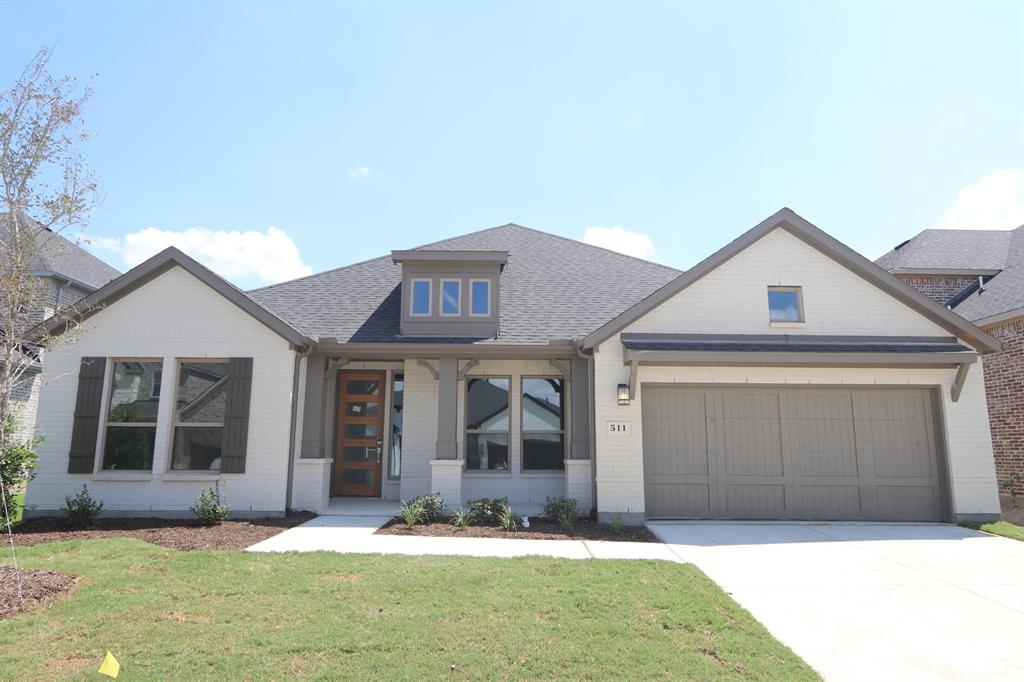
[641,386,948,521]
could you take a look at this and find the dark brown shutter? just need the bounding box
[220,357,253,473]
[68,357,107,473]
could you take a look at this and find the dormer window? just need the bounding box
[470,279,490,316]
[440,279,461,316]
[410,279,432,316]
[392,249,507,336]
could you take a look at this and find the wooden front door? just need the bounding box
[333,371,386,497]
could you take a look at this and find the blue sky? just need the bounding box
[2,1,1022,289]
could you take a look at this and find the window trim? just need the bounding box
[520,375,566,472]
[767,285,805,323]
[98,358,163,473]
[464,375,511,471]
[409,278,433,317]
[169,358,229,472]
[439,278,462,317]
[468,278,491,317]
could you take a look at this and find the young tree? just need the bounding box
[0,47,98,498]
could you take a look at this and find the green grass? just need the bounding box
[0,539,819,681]
[978,521,1024,542]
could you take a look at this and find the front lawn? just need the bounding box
[978,521,1024,542]
[0,539,819,680]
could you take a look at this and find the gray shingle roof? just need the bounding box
[951,227,1024,321]
[1,213,121,290]
[876,225,1024,322]
[875,228,1016,272]
[248,223,681,345]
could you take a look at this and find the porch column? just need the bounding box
[301,354,326,458]
[566,355,594,512]
[431,357,463,509]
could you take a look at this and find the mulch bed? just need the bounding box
[376,517,659,542]
[8,513,315,551]
[0,566,78,619]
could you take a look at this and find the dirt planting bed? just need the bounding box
[9,513,314,551]
[0,566,78,619]
[376,517,659,542]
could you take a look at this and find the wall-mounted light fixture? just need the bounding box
[617,384,630,406]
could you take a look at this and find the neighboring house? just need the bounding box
[26,208,1004,523]
[877,225,1024,498]
[1,219,121,440]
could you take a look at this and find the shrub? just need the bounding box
[543,497,580,532]
[466,497,509,525]
[450,508,474,528]
[0,415,39,524]
[499,505,518,533]
[409,493,444,523]
[61,485,104,528]
[399,499,423,529]
[609,512,624,536]
[190,480,230,525]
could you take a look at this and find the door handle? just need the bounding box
[376,437,383,463]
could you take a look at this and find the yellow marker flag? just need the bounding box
[98,651,120,678]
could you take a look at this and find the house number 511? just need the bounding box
[607,421,631,435]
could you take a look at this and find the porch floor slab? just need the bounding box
[246,516,681,561]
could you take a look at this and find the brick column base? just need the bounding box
[429,459,464,510]
[564,459,593,514]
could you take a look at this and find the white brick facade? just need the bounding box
[27,266,297,516]
[593,227,1000,521]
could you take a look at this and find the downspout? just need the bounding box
[285,345,314,514]
[573,340,598,518]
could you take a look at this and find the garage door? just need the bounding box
[642,386,948,521]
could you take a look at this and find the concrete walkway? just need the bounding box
[247,515,680,561]
[649,522,1024,682]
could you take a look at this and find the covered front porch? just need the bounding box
[288,347,595,515]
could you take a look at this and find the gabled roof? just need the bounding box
[37,247,313,348]
[248,223,680,345]
[581,208,1003,353]
[1,213,121,290]
[876,225,1024,325]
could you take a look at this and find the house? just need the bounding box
[877,225,1024,500]
[0,218,121,441]
[25,208,1004,523]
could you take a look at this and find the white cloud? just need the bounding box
[934,169,1024,230]
[93,225,313,284]
[582,225,656,259]
[348,165,371,178]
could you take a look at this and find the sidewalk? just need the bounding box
[246,515,682,561]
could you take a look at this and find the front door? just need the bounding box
[333,371,385,497]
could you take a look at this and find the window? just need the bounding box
[410,279,432,316]
[465,377,510,470]
[521,377,565,470]
[768,286,803,322]
[470,279,490,316]
[440,279,461,316]
[170,360,229,471]
[102,360,162,470]
[389,373,403,478]
[150,369,162,398]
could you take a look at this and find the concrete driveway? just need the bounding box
[648,523,1024,682]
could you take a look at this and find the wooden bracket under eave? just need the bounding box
[951,363,970,402]
[417,358,440,380]
[324,356,351,378]
[629,360,638,401]
[457,358,480,380]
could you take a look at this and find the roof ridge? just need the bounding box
[415,221,680,273]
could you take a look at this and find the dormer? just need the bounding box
[391,250,508,337]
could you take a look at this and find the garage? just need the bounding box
[641,385,950,521]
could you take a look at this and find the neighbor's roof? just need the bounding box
[1,213,121,290]
[875,228,1018,273]
[876,224,1024,324]
[248,223,681,345]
